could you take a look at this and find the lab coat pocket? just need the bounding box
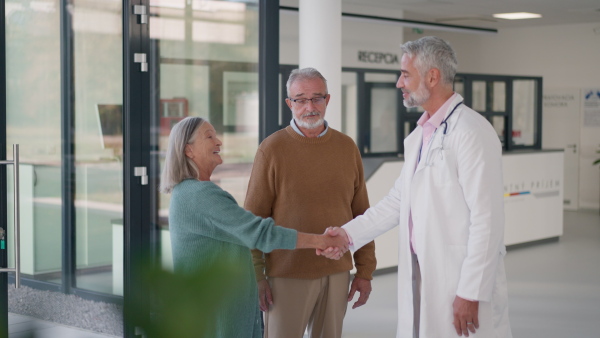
[444,245,467,296]
[428,148,458,188]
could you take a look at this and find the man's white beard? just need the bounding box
[295,112,324,129]
[403,82,430,108]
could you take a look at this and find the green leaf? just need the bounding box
[126,258,244,338]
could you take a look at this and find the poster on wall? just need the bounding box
[583,89,600,127]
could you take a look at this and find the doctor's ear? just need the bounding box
[427,68,441,87]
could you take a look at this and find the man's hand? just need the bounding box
[452,296,479,337]
[348,277,372,309]
[320,228,349,259]
[316,227,349,260]
[257,279,273,312]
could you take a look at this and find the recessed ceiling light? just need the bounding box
[493,12,542,20]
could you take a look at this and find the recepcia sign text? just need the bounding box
[358,51,399,64]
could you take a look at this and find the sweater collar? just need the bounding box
[285,125,334,144]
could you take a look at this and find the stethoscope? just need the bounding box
[421,101,463,166]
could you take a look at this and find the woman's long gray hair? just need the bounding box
[159,116,206,194]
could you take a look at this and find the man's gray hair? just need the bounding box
[159,116,206,194]
[286,67,328,97]
[400,36,458,85]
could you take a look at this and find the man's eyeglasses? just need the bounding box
[288,96,327,105]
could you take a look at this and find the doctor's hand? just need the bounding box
[348,277,372,309]
[317,229,349,259]
[257,279,273,312]
[316,227,349,260]
[452,296,479,337]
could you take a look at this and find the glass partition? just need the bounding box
[6,0,63,284]
[491,116,506,146]
[369,87,398,153]
[472,80,486,112]
[492,81,506,112]
[364,72,399,155]
[4,0,125,334]
[512,80,538,146]
[150,0,260,271]
[71,0,124,295]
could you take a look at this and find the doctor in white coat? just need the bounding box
[320,36,512,338]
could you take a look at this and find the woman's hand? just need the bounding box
[317,227,350,260]
[296,230,349,259]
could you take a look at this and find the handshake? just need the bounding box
[316,227,349,260]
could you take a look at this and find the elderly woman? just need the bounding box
[159,116,347,338]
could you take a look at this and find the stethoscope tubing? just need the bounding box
[422,101,464,166]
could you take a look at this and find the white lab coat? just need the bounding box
[344,94,512,338]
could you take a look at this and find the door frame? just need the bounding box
[122,0,153,336]
[1,0,8,334]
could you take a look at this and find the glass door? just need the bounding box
[365,83,399,154]
[147,0,261,272]
[71,0,124,297]
[2,0,124,336]
[2,2,65,336]
[360,72,402,156]
[119,1,262,335]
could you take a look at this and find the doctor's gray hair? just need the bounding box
[400,36,458,85]
[159,116,206,194]
[286,67,328,97]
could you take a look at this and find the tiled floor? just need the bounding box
[8,209,600,338]
[8,313,117,338]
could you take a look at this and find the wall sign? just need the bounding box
[358,51,399,65]
[583,89,600,127]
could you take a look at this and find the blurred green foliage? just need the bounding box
[126,258,243,338]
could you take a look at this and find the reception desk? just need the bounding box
[363,150,564,270]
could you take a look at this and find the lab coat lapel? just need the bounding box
[403,127,422,179]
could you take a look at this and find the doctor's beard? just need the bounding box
[295,111,325,129]
[403,82,431,108]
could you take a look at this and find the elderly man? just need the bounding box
[244,67,376,338]
[322,36,512,338]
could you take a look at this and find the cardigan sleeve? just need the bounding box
[172,181,297,253]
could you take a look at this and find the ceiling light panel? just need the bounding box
[493,12,542,20]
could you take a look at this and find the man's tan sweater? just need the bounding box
[245,126,376,281]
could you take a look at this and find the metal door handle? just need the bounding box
[0,145,21,288]
[566,144,577,153]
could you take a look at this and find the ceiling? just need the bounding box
[342,0,600,30]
